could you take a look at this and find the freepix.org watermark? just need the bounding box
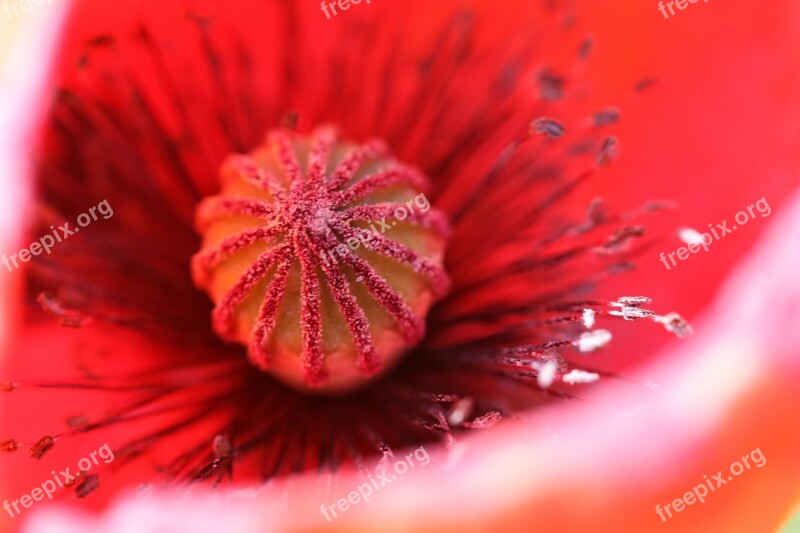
[657,0,710,20]
[2,199,113,273]
[2,0,53,20]
[3,443,115,520]
[320,446,431,522]
[319,192,431,268]
[320,0,375,20]
[659,197,771,271]
[655,447,766,522]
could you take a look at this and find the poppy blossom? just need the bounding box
[1,0,799,532]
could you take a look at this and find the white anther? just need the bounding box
[536,361,559,389]
[678,227,704,246]
[575,329,612,353]
[561,369,600,385]
[582,308,596,329]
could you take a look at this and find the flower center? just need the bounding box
[191,126,451,392]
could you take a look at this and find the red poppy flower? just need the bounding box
[1,0,799,532]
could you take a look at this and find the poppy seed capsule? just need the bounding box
[192,126,451,392]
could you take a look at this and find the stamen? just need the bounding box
[614,296,652,307]
[575,329,612,353]
[462,411,502,429]
[531,117,565,138]
[581,308,596,328]
[603,298,693,337]
[597,136,618,166]
[536,361,559,389]
[678,227,705,246]
[447,397,475,427]
[30,436,55,459]
[592,108,620,127]
[561,369,600,385]
[36,292,89,328]
[213,435,233,459]
[654,312,694,338]
[538,69,565,101]
[76,475,100,498]
[609,298,656,321]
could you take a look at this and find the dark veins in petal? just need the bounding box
[2,0,689,493]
